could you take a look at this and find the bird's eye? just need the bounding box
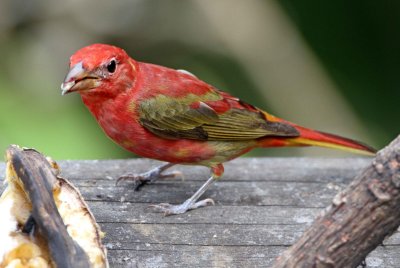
[107,60,116,73]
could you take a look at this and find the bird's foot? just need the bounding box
[116,167,183,190]
[150,198,215,216]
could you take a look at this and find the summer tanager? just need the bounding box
[61,44,375,215]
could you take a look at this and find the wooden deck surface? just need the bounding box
[1,157,399,267]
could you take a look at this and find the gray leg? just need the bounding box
[116,163,182,190]
[150,164,224,215]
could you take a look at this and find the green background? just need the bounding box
[0,0,398,160]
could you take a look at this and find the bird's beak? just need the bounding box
[61,61,100,95]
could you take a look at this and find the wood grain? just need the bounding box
[1,157,399,267]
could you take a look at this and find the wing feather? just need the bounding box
[139,91,299,141]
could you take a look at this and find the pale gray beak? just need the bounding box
[61,61,100,95]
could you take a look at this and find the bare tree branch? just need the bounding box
[272,135,400,268]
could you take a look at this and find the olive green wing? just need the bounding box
[201,108,299,140]
[139,94,299,141]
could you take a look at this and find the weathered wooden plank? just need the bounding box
[99,222,400,249]
[106,245,285,268]
[58,157,370,182]
[2,157,399,267]
[365,247,400,268]
[87,201,400,245]
[87,202,320,225]
[105,245,400,268]
[100,222,305,248]
[0,157,370,181]
[76,181,345,207]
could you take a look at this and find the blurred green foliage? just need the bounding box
[280,0,400,142]
[0,0,398,160]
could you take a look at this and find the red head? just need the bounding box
[61,44,137,98]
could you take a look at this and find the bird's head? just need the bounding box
[61,44,137,97]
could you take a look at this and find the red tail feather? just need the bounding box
[258,112,376,155]
[286,125,376,155]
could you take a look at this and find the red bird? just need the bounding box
[61,44,375,215]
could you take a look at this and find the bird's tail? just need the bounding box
[259,113,376,156]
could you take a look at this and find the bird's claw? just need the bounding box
[116,173,149,190]
[149,198,215,216]
[116,170,183,190]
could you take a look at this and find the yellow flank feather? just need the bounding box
[288,138,375,156]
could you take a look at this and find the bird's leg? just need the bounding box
[150,164,224,215]
[116,163,182,190]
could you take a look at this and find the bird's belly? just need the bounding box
[98,117,210,163]
[126,139,255,166]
